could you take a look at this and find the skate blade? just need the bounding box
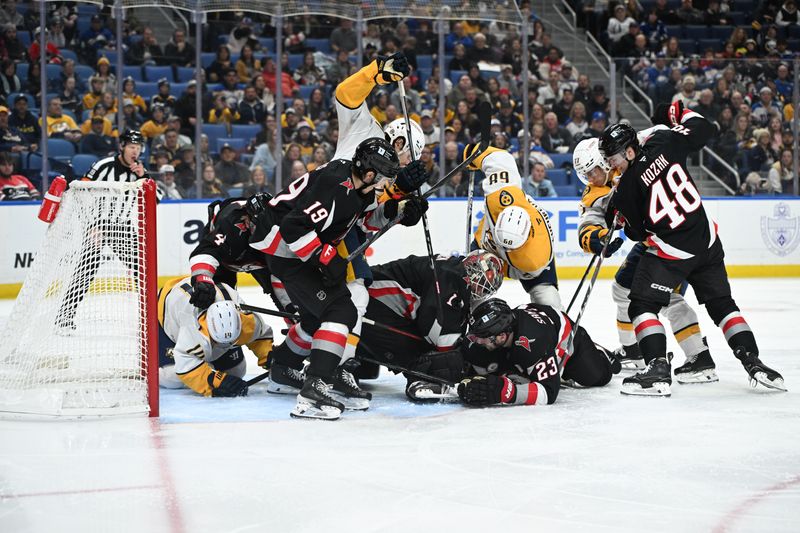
[675,369,719,384]
[411,386,459,401]
[750,373,788,392]
[620,382,672,397]
[290,400,342,420]
[266,380,301,395]
[330,390,370,411]
[620,360,646,371]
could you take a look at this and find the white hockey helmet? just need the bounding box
[384,118,424,160]
[572,137,610,186]
[493,206,531,250]
[462,250,504,302]
[206,300,242,345]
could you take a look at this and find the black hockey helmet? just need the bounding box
[120,129,145,146]
[468,298,514,338]
[353,137,400,181]
[598,122,638,159]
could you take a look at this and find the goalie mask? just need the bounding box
[572,137,610,186]
[205,301,242,346]
[493,206,531,250]
[462,250,504,302]
[384,118,424,160]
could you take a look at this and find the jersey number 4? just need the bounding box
[648,164,701,229]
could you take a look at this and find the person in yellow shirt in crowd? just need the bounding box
[40,97,82,144]
[81,75,105,112]
[121,76,148,115]
[140,103,169,139]
[80,102,117,137]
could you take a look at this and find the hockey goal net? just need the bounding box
[0,180,158,418]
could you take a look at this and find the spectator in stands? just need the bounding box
[82,76,105,112]
[324,50,353,86]
[639,9,667,52]
[523,161,557,198]
[0,104,26,155]
[613,20,642,59]
[207,93,236,126]
[541,111,572,154]
[235,44,261,84]
[537,70,564,108]
[497,100,522,140]
[468,33,498,64]
[151,79,177,116]
[80,103,113,137]
[290,159,307,181]
[9,94,39,147]
[80,15,113,63]
[141,103,168,140]
[42,97,81,144]
[1,24,25,62]
[449,43,471,72]
[154,115,191,149]
[773,63,793,101]
[455,100,480,140]
[419,109,440,146]
[226,16,258,55]
[95,56,116,93]
[661,37,684,62]
[121,98,143,131]
[163,29,194,67]
[704,0,732,25]
[751,86,783,127]
[250,134,277,178]
[438,169,467,197]
[781,128,794,152]
[126,26,162,66]
[418,145,440,189]
[306,145,329,173]
[152,128,182,165]
[675,0,704,24]
[672,75,700,108]
[608,5,637,44]
[207,44,233,84]
[587,84,611,117]
[293,51,326,86]
[0,4,23,32]
[25,60,41,99]
[369,89,390,125]
[174,146,196,189]
[242,165,271,196]
[51,59,84,94]
[776,0,799,26]
[80,115,116,157]
[28,26,62,64]
[572,74,592,107]
[390,78,422,115]
[306,87,329,129]
[738,171,769,195]
[445,22,473,52]
[262,56,299,97]
[451,117,471,144]
[215,142,249,189]
[748,128,778,173]
[280,142,303,178]
[447,74,473,108]
[691,89,719,121]
[0,151,40,200]
[0,59,21,99]
[237,85,266,125]
[120,77,147,115]
[155,164,182,199]
[192,161,227,199]
[553,88,575,124]
[539,46,564,78]
[768,116,785,153]
[281,107,302,144]
[330,19,357,54]
[767,148,794,194]
[293,121,318,163]
[572,111,608,149]
[565,101,588,139]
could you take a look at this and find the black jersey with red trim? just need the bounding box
[249,160,388,262]
[369,255,471,351]
[462,304,573,405]
[189,199,271,289]
[611,111,718,260]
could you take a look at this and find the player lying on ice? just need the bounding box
[353,250,504,402]
[456,298,620,407]
[598,102,786,396]
[158,277,273,397]
[464,143,562,310]
[573,136,717,383]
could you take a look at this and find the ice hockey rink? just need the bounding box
[1,277,798,533]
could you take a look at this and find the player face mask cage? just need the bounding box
[463,250,504,304]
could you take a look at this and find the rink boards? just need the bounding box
[1,197,799,297]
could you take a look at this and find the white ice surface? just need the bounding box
[1,279,799,533]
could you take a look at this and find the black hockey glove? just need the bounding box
[394,160,428,194]
[245,193,272,224]
[315,243,348,288]
[384,196,429,227]
[189,275,216,310]
[457,375,516,406]
[208,370,249,397]
[651,101,683,127]
[375,52,410,83]
[587,228,623,257]
[412,350,466,384]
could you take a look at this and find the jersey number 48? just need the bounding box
[648,164,701,229]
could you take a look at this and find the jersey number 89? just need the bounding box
[487,171,510,186]
[648,164,701,229]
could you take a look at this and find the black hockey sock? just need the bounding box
[271,342,307,370]
[727,330,758,355]
[307,350,340,382]
[637,333,667,364]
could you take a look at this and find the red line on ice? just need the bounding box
[712,474,800,533]
[150,417,187,533]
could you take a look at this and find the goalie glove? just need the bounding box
[457,375,516,406]
[207,370,249,397]
[383,195,429,227]
[189,275,216,310]
[394,160,428,194]
[375,52,410,84]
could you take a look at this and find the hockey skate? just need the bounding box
[267,362,305,394]
[675,342,718,384]
[405,380,459,402]
[330,366,371,411]
[290,377,345,420]
[733,347,787,392]
[613,344,645,371]
[620,357,672,396]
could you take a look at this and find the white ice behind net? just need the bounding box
[0,181,151,417]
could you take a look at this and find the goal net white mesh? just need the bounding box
[0,180,158,418]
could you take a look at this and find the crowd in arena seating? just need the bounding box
[574,0,798,194]
[0,0,796,201]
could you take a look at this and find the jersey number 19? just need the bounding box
[648,164,702,229]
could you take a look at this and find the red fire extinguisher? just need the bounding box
[38,175,68,223]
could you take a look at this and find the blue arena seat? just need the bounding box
[417,55,433,70]
[74,65,94,83]
[678,39,697,55]
[72,154,99,177]
[145,66,174,83]
[176,66,197,82]
[9,93,34,108]
[45,64,62,81]
[258,37,275,52]
[58,49,78,62]
[683,25,708,41]
[298,85,316,100]
[217,137,247,152]
[288,54,304,70]
[136,82,160,100]
[47,138,76,160]
[171,82,188,96]
[202,124,229,150]
[201,52,216,69]
[548,153,573,168]
[665,25,683,38]
[698,39,722,53]
[555,184,580,197]
[546,169,569,186]
[305,38,331,53]
[16,63,28,80]
[450,70,468,85]
[17,31,31,47]
[710,25,732,41]
[121,65,144,81]
[231,124,263,141]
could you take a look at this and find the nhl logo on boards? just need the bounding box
[499,190,514,207]
[761,203,799,257]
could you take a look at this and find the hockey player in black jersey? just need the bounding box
[248,137,428,420]
[599,103,786,396]
[457,299,616,407]
[356,250,504,401]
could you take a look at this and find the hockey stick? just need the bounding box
[465,169,476,254]
[396,82,445,328]
[565,255,597,314]
[355,340,456,387]
[346,101,493,262]
[239,303,426,342]
[246,372,270,386]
